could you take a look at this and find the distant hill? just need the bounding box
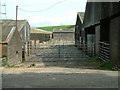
[35,25,75,32]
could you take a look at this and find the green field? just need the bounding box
[36,25,75,32]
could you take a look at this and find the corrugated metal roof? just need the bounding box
[2,26,14,41]
[1,19,28,42]
[30,29,52,34]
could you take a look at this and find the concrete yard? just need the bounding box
[2,66,118,88]
[2,44,119,88]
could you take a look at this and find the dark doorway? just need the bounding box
[22,48,25,62]
[100,17,110,42]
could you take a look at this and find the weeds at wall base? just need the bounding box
[2,57,19,67]
[2,57,8,66]
[89,56,100,62]
[89,56,120,71]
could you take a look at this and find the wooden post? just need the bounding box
[16,6,18,31]
[34,40,36,49]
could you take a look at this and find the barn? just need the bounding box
[0,19,31,65]
[53,29,75,44]
[75,12,85,48]
[79,1,120,67]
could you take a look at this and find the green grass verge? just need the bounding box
[89,56,120,71]
[35,25,75,32]
[100,61,120,71]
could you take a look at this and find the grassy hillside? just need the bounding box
[36,25,75,32]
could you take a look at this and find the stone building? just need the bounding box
[0,19,30,65]
[78,1,120,67]
[53,29,75,43]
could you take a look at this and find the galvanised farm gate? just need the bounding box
[28,37,95,62]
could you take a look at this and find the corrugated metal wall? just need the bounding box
[83,2,120,28]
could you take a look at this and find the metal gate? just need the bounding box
[28,40,94,62]
[99,41,110,61]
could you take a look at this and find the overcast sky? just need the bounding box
[1,0,87,27]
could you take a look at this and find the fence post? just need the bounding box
[59,38,60,58]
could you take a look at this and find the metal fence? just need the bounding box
[99,41,110,61]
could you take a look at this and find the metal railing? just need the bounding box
[99,41,110,61]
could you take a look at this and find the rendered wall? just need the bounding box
[95,25,100,56]
[110,16,120,67]
[53,32,75,42]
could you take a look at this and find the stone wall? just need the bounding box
[7,30,22,65]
